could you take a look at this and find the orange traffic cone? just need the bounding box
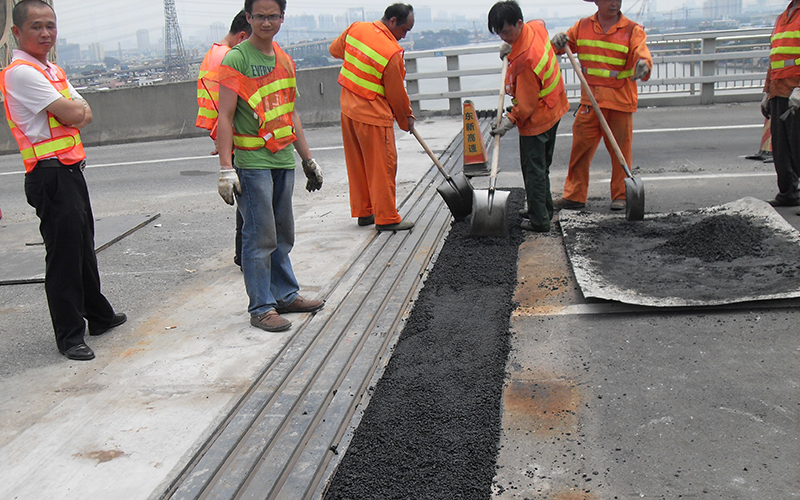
[462,100,489,177]
[745,118,772,162]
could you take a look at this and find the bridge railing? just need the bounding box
[404,27,772,115]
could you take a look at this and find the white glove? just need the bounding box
[789,87,800,113]
[218,168,240,205]
[499,42,512,60]
[551,32,568,51]
[301,158,323,192]
[632,59,650,81]
[761,92,771,119]
[490,115,515,137]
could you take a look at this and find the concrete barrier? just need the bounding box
[0,65,343,154]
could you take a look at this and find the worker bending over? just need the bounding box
[488,0,569,232]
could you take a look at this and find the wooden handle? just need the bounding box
[412,128,449,179]
[564,46,634,179]
[489,56,509,191]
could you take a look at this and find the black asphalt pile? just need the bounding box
[324,190,526,500]
[562,209,800,304]
[656,214,771,262]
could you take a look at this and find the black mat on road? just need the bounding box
[324,189,526,499]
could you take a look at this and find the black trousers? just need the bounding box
[24,161,115,353]
[769,96,800,203]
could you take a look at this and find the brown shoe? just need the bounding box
[610,199,626,211]
[275,296,325,314]
[250,310,292,332]
[553,197,585,210]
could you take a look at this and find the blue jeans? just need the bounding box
[235,167,299,316]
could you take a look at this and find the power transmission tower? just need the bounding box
[163,0,189,82]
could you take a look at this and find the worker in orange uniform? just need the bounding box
[551,0,652,212]
[197,10,251,267]
[761,0,800,211]
[329,3,416,231]
[488,1,570,232]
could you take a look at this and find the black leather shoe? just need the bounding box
[62,344,95,360]
[358,215,375,226]
[766,198,800,207]
[89,313,127,336]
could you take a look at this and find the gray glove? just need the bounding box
[218,168,241,205]
[301,158,323,192]
[632,59,650,81]
[789,87,800,113]
[551,32,568,51]
[761,92,770,119]
[499,42,512,60]
[490,115,515,137]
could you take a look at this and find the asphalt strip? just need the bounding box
[323,189,527,499]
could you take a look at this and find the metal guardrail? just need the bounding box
[404,27,772,115]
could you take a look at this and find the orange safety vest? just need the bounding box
[506,21,565,109]
[218,43,297,153]
[575,17,637,89]
[0,60,85,173]
[337,21,403,101]
[769,7,800,80]
[196,43,231,133]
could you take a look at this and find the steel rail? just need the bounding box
[160,121,479,500]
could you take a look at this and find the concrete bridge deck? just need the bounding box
[0,104,797,499]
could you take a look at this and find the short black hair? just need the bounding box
[488,1,523,35]
[383,3,414,25]
[229,10,252,35]
[244,0,286,15]
[12,0,54,28]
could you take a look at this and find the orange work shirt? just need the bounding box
[564,13,651,113]
[506,20,569,136]
[329,21,413,131]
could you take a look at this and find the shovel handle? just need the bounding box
[412,128,451,180]
[489,56,510,192]
[564,46,635,180]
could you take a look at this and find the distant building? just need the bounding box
[136,29,151,52]
[347,7,365,23]
[703,0,741,19]
[57,38,81,64]
[210,22,225,42]
[318,14,335,31]
[88,43,105,63]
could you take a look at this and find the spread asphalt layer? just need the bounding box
[323,189,527,500]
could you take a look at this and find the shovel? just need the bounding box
[412,128,473,221]
[470,56,511,237]
[564,46,645,221]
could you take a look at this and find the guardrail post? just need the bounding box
[406,57,421,117]
[701,35,716,104]
[446,55,461,115]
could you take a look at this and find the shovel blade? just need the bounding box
[437,172,474,221]
[624,176,645,221]
[470,188,510,237]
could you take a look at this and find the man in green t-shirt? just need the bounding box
[215,0,325,332]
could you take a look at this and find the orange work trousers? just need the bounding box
[341,115,401,225]
[561,105,633,203]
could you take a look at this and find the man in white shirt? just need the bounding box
[0,0,126,361]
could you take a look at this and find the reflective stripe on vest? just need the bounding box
[197,44,230,131]
[336,22,403,101]
[769,11,800,79]
[534,38,564,99]
[506,21,565,109]
[575,18,636,87]
[218,43,298,153]
[0,59,85,173]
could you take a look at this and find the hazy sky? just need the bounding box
[51,0,777,47]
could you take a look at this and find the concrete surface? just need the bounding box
[0,105,798,499]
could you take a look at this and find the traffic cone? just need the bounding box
[745,118,772,162]
[462,100,489,177]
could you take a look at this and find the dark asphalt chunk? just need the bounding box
[324,189,527,500]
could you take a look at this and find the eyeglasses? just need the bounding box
[251,13,282,23]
